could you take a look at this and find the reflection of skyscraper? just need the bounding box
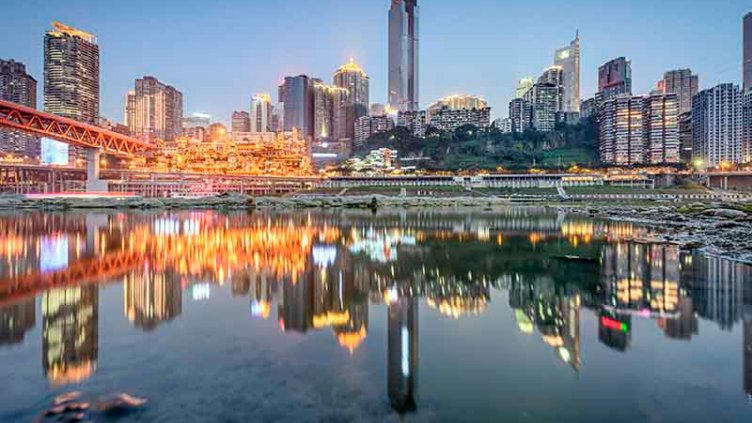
[598,310,631,352]
[0,299,35,346]
[662,296,698,340]
[279,273,314,333]
[388,298,418,413]
[42,286,99,386]
[745,320,752,400]
[124,271,182,331]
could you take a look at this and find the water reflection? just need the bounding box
[0,209,751,414]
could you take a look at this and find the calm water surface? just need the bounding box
[0,208,751,422]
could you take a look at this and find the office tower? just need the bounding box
[538,66,564,110]
[333,59,370,141]
[597,57,632,105]
[125,76,183,141]
[662,69,699,115]
[679,112,693,163]
[355,115,395,145]
[250,93,273,132]
[644,93,680,164]
[231,111,250,133]
[427,106,491,132]
[271,103,284,132]
[44,22,99,165]
[0,59,39,158]
[396,110,426,137]
[388,298,418,414]
[692,83,743,167]
[553,31,581,113]
[516,77,534,99]
[370,103,387,116]
[388,0,419,112]
[312,80,347,141]
[42,286,99,386]
[745,13,752,93]
[509,98,532,133]
[280,75,314,139]
[599,96,645,165]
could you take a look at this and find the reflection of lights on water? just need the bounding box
[312,244,337,268]
[154,218,201,236]
[558,347,571,363]
[40,235,69,273]
[250,300,271,319]
[401,326,410,377]
[192,283,211,301]
[384,287,399,304]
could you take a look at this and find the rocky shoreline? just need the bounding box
[1,192,750,264]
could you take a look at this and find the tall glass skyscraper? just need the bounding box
[333,59,370,141]
[553,32,581,114]
[388,0,419,112]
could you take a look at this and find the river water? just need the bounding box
[0,208,751,422]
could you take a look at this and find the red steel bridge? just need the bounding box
[0,99,153,191]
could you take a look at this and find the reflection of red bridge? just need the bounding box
[0,250,145,306]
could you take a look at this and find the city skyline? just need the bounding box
[1,0,748,125]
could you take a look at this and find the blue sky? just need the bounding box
[2,0,748,123]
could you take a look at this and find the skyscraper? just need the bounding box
[0,59,39,158]
[744,12,752,93]
[250,94,273,132]
[644,93,680,164]
[599,96,645,165]
[662,69,699,115]
[529,83,560,132]
[692,83,743,167]
[333,59,370,141]
[742,90,752,163]
[280,75,314,139]
[509,98,532,133]
[388,0,419,112]
[597,57,632,105]
[231,110,251,133]
[312,79,347,141]
[515,77,534,99]
[44,22,99,165]
[553,31,581,114]
[125,76,183,141]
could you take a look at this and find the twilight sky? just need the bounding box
[1,0,748,124]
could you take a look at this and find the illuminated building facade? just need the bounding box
[0,59,39,158]
[333,59,370,142]
[744,90,752,164]
[231,110,251,133]
[599,96,645,165]
[251,94,273,132]
[44,22,99,165]
[312,80,347,141]
[596,57,632,106]
[661,69,699,115]
[388,0,419,112]
[181,113,211,140]
[427,105,491,132]
[124,271,182,331]
[125,76,183,141]
[692,83,743,167]
[644,93,679,164]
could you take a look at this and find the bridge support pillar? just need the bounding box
[85,148,108,192]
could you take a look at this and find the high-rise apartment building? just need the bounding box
[125,76,183,141]
[744,13,752,93]
[529,83,560,132]
[580,98,597,120]
[661,69,699,115]
[515,77,534,99]
[231,110,251,133]
[250,94,273,132]
[678,112,693,164]
[644,93,680,164]
[598,94,679,165]
[742,90,752,163]
[428,106,491,132]
[692,83,743,167]
[333,59,370,141]
[280,75,314,139]
[44,22,100,164]
[597,57,632,105]
[553,32,581,114]
[598,96,645,165]
[388,0,419,112]
[0,59,39,158]
[426,95,488,121]
[509,98,532,133]
[181,113,211,140]
[396,110,426,137]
